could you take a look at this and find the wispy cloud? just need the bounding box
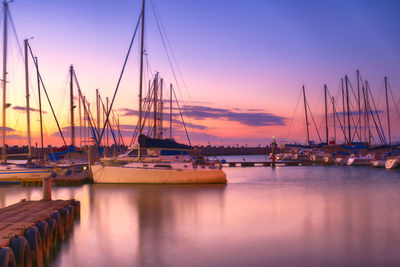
[0,127,16,132]
[180,105,287,126]
[12,106,48,114]
[118,105,286,127]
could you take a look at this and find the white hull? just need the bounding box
[92,164,227,184]
[372,160,386,168]
[347,157,373,166]
[385,158,400,169]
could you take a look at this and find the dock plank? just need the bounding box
[0,200,72,247]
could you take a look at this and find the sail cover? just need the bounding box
[138,134,192,150]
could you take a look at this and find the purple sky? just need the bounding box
[2,0,400,146]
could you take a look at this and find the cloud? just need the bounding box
[118,105,286,127]
[12,106,48,114]
[0,127,15,132]
[180,105,287,126]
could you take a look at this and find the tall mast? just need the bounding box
[96,88,100,140]
[159,78,163,139]
[341,78,345,143]
[153,73,158,138]
[365,81,371,145]
[332,97,336,143]
[2,1,8,163]
[384,76,391,146]
[70,65,75,147]
[324,84,328,144]
[78,81,82,147]
[170,83,172,139]
[106,97,109,148]
[302,85,310,145]
[35,57,44,162]
[345,75,351,146]
[356,70,361,142]
[138,0,145,160]
[24,39,32,162]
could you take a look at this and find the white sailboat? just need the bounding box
[0,2,54,181]
[91,0,226,184]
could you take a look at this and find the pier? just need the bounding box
[0,199,80,266]
[0,171,91,186]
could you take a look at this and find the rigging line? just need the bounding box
[7,8,24,65]
[388,82,400,120]
[27,43,67,146]
[286,88,302,137]
[365,87,384,145]
[347,79,362,140]
[149,0,199,144]
[305,99,322,142]
[327,90,347,143]
[172,86,191,146]
[73,71,101,147]
[367,83,387,144]
[151,0,189,94]
[131,80,156,144]
[99,94,123,148]
[98,10,142,145]
[7,8,41,110]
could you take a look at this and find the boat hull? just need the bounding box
[385,158,400,169]
[0,168,54,181]
[91,165,227,184]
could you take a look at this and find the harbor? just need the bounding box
[1,164,399,266]
[0,0,399,266]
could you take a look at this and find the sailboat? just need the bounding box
[92,0,226,184]
[0,2,54,181]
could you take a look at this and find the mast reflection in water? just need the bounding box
[0,163,399,266]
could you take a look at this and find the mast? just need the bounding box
[138,0,145,160]
[365,81,371,145]
[96,88,100,140]
[170,83,172,139]
[341,78,345,143]
[159,78,163,139]
[345,75,351,146]
[356,70,361,142]
[332,97,336,143]
[35,57,44,162]
[70,65,75,147]
[106,97,109,148]
[78,81,82,147]
[384,76,391,146]
[153,73,158,138]
[24,39,32,162]
[2,1,8,163]
[302,85,310,145]
[324,84,328,144]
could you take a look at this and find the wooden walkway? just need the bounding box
[0,199,80,266]
[0,172,91,186]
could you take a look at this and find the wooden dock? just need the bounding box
[0,199,80,266]
[0,172,91,186]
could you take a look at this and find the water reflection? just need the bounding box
[1,166,400,266]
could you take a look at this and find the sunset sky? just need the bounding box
[2,0,400,147]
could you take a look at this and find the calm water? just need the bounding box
[1,162,400,266]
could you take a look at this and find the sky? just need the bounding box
[1,0,400,147]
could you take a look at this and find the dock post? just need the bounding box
[42,177,52,200]
[88,145,95,172]
[271,137,277,167]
